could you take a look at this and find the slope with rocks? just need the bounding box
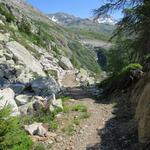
[0,0,104,116]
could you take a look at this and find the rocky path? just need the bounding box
[52,72,114,150]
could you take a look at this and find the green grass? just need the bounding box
[62,124,75,135]
[61,96,72,102]
[63,105,70,113]
[71,104,87,112]
[73,118,80,125]
[79,112,91,119]
[33,144,46,150]
[49,121,59,131]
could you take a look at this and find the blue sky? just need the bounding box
[27,0,122,19]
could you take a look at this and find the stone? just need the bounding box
[0,69,4,77]
[24,122,47,137]
[31,77,60,96]
[135,82,150,143]
[4,52,13,60]
[59,56,73,70]
[18,102,34,115]
[36,126,47,137]
[49,98,63,112]
[0,88,20,116]
[15,94,32,106]
[0,33,10,42]
[10,83,26,94]
[34,96,46,102]
[6,41,46,76]
[32,100,44,111]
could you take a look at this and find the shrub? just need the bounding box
[18,18,31,35]
[0,106,32,150]
[98,63,143,96]
[121,63,143,73]
[0,3,15,22]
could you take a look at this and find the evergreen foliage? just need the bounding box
[94,0,150,67]
[0,3,15,22]
[0,105,32,150]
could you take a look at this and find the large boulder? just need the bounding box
[6,41,46,76]
[15,94,33,106]
[59,56,73,70]
[0,88,20,116]
[24,122,47,137]
[135,81,150,143]
[31,77,60,97]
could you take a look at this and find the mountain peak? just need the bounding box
[48,12,117,26]
[94,14,117,25]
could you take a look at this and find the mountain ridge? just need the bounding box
[48,12,117,26]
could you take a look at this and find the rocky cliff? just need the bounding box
[131,72,150,144]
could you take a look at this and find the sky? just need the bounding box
[27,0,123,19]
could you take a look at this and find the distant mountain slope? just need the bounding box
[48,12,117,26]
[48,12,116,41]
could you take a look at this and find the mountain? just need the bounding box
[93,14,117,25]
[48,12,80,25]
[48,12,116,41]
[48,12,117,26]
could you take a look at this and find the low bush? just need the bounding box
[0,3,15,22]
[98,63,143,96]
[0,106,32,150]
[18,18,31,35]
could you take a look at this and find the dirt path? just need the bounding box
[52,72,114,150]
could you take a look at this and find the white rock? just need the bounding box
[0,33,10,42]
[15,94,32,106]
[0,88,20,116]
[49,98,63,112]
[24,122,47,137]
[6,41,46,76]
[59,56,73,70]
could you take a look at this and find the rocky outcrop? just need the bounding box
[76,68,95,86]
[135,82,150,143]
[31,77,60,96]
[59,56,73,70]
[6,41,46,76]
[130,73,150,144]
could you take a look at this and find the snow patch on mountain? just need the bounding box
[51,16,59,23]
[96,15,117,25]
